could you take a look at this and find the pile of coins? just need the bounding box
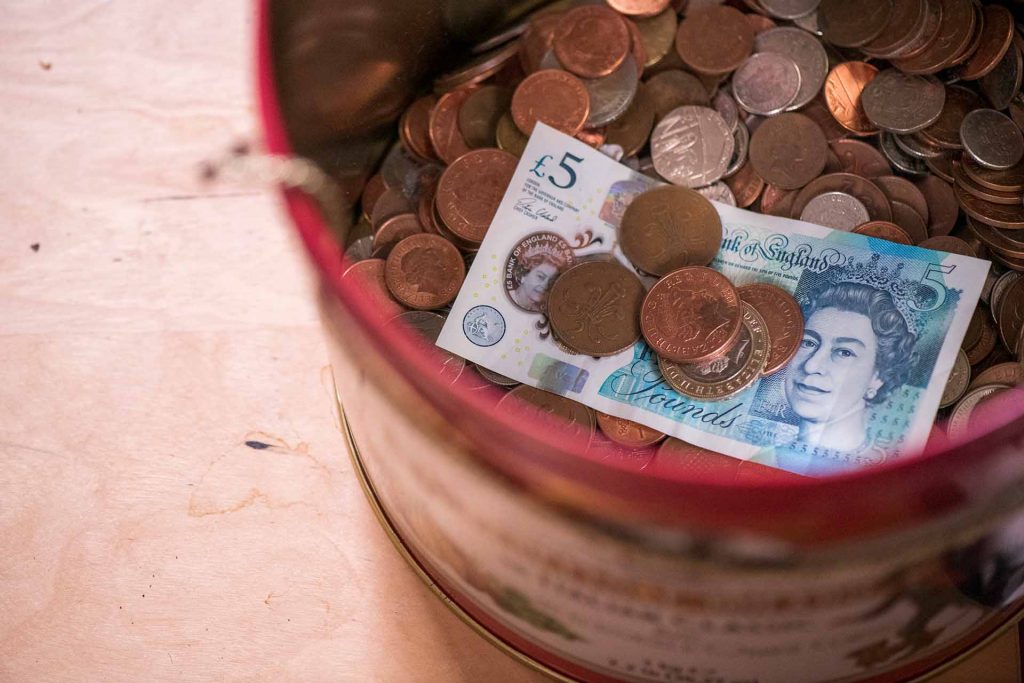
[339,0,1024,470]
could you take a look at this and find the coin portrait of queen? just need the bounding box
[783,281,918,460]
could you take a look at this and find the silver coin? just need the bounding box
[754,27,829,111]
[696,181,737,206]
[388,311,466,383]
[724,122,750,179]
[879,132,929,176]
[732,53,802,116]
[799,191,870,231]
[651,106,735,188]
[758,0,820,20]
[345,235,375,263]
[583,55,639,128]
[861,69,945,134]
[713,90,740,132]
[961,109,1024,171]
[792,9,822,35]
[894,132,944,160]
[981,43,1023,112]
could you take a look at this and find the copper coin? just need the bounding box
[511,69,591,136]
[926,154,955,183]
[372,213,424,256]
[960,154,1024,194]
[760,184,798,217]
[433,41,520,93]
[965,315,998,367]
[738,283,804,376]
[891,200,929,243]
[644,70,710,121]
[959,4,1015,81]
[620,186,723,275]
[853,221,915,245]
[553,6,631,79]
[962,306,986,351]
[435,149,517,246]
[981,41,1023,111]
[640,266,742,364]
[918,236,976,257]
[824,62,879,136]
[416,182,440,236]
[519,11,563,74]
[802,97,852,143]
[605,83,656,158]
[360,173,387,222]
[675,6,755,76]
[458,85,512,149]
[873,176,930,224]
[748,112,828,191]
[939,349,971,408]
[969,362,1023,392]
[818,0,892,47]
[955,184,1024,231]
[990,271,1023,313]
[384,234,466,310]
[915,175,960,237]
[653,437,740,481]
[889,0,943,63]
[996,276,1024,351]
[400,94,438,162]
[967,220,1024,262]
[596,412,666,448]
[828,139,891,178]
[607,0,671,17]
[791,173,893,223]
[340,258,405,318]
[497,385,596,446]
[370,187,414,231]
[861,0,929,59]
[725,161,765,209]
[547,260,645,357]
[429,88,476,165]
[659,303,769,401]
[892,0,976,75]
[953,161,1024,206]
[947,384,1011,441]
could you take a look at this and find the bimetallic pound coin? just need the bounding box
[547,260,646,356]
[620,186,723,275]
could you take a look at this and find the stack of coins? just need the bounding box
[340,0,1024,469]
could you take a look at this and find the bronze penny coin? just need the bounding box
[340,258,406,318]
[791,173,893,223]
[962,306,986,352]
[759,184,797,217]
[400,94,439,162]
[596,412,666,448]
[725,161,765,209]
[960,154,1024,194]
[384,233,466,310]
[553,5,631,79]
[658,303,769,401]
[519,11,563,74]
[966,220,1024,259]
[548,260,646,357]
[653,437,741,481]
[966,314,998,367]
[893,0,976,75]
[360,173,387,223]
[939,349,972,408]
[955,184,1024,231]
[853,221,915,246]
[829,139,892,178]
[619,186,723,276]
[433,41,520,93]
[511,69,591,136]
[429,87,477,165]
[969,362,1024,392]
[958,4,1015,81]
[997,276,1024,351]
[824,62,879,136]
[370,187,414,231]
[607,0,671,18]
[605,83,656,157]
[748,113,828,191]
[497,385,596,446]
[891,201,929,244]
[926,154,955,183]
[640,266,742,364]
[918,236,977,257]
[861,0,929,59]
[818,0,892,48]
[738,284,804,376]
[372,213,424,256]
[436,149,517,246]
[644,70,710,121]
[416,182,440,236]
[458,85,513,149]
[915,175,959,237]
[675,6,754,76]
[953,162,1024,206]
[873,176,930,224]
[802,97,852,143]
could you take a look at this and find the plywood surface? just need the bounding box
[0,1,1017,681]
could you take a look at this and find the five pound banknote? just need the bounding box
[437,124,990,476]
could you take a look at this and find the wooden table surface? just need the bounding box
[0,1,1019,681]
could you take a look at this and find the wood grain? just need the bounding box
[0,1,1016,681]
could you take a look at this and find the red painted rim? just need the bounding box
[256,0,1024,542]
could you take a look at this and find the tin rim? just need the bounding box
[256,0,1024,543]
[336,385,1024,683]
